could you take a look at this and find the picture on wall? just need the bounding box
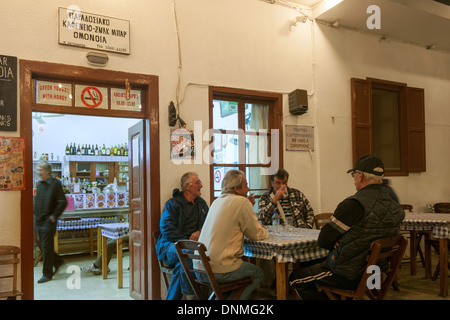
[170,128,195,160]
[0,137,25,190]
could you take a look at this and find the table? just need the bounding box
[244,227,328,300]
[55,218,104,256]
[97,222,129,288]
[401,213,450,297]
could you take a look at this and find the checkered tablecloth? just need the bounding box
[57,218,103,231]
[98,222,129,239]
[244,227,328,263]
[401,213,450,239]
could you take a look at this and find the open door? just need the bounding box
[128,120,148,300]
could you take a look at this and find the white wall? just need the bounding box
[315,24,450,212]
[0,0,449,275]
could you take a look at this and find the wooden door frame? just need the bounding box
[19,60,160,300]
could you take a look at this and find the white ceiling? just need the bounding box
[286,0,450,53]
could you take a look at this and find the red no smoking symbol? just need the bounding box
[81,87,103,108]
[214,170,221,183]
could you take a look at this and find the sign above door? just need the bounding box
[58,7,130,55]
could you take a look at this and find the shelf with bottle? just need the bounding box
[65,142,128,158]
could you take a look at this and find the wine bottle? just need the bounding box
[102,144,106,156]
[65,144,70,155]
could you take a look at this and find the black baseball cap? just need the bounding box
[347,154,384,176]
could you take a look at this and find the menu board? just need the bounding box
[0,55,17,131]
[0,137,25,190]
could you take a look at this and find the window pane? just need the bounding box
[213,166,239,191]
[245,103,269,132]
[213,133,239,164]
[246,167,270,190]
[213,100,239,130]
[246,134,269,165]
[372,89,401,170]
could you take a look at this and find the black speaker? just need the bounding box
[288,89,308,115]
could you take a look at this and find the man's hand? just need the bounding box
[189,230,201,241]
[273,187,287,203]
[247,192,256,206]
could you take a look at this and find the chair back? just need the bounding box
[0,246,22,300]
[433,202,450,213]
[400,204,413,212]
[317,235,407,300]
[174,240,221,299]
[314,213,333,229]
[352,235,407,300]
[151,231,173,291]
[175,240,254,300]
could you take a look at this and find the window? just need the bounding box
[209,87,282,209]
[351,77,425,175]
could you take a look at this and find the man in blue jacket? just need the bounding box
[156,172,209,300]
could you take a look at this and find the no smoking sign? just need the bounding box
[81,87,103,108]
[75,85,108,109]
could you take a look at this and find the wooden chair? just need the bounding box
[427,203,450,280]
[151,231,173,291]
[0,246,23,300]
[400,204,413,212]
[316,235,407,300]
[314,213,333,230]
[174,240,254,300]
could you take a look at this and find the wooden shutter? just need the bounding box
[351,78,372,164]
[407,87,426,172]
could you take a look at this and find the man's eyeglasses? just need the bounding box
[190,180,202,185]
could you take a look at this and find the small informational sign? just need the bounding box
[285,125,314,151]
[0,137,25,190]
[0,55,17,131]
[58,7,130,55]
[36,80,73,106]
[111,88,142,111]
[75,84,108,109]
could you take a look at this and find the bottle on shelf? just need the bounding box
[76,145,81,155]
[114,145,118,156]
[65,144,70,155]
[106,145,110,156]
[124,143,128,156]
[102,144,106,156]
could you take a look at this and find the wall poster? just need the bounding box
[0,137,25,190]
[170,128,195,160]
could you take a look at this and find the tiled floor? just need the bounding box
[34,252,132,300]
[33,250,449,300]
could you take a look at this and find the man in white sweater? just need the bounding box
[196,170,269,299]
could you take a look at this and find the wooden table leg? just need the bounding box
[97,227,101,258]
[54,231,59,254]
[410,231,417,275]
[424,232,432,278]
[102,235,107,280]
[439,238,448,297]
[90,228,94,257]
[117,237,123,289]
[275,258,289,300]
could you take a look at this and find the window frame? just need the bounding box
[208,86,283,201]
[351,77,425,176]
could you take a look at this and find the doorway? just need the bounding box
[32,113,138,300]
[20,60,161,300]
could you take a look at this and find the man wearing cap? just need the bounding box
[289,154,405,299]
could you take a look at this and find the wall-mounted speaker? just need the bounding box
[288,89,308,115]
